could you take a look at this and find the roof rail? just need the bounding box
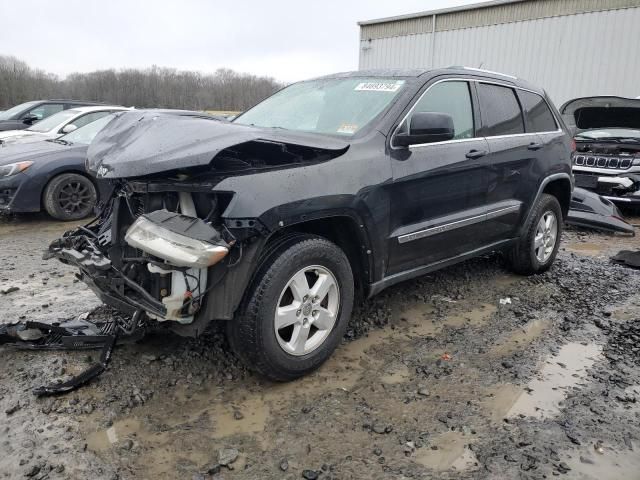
[449,66,518,80]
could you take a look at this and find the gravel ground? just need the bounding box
[1,212,640,480]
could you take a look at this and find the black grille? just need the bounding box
[573,154,634,170]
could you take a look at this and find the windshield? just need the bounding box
[26,110,79,133]
[576,128,640,140]
[56,114,114,145]
[234,77,406,136]
[0,101,39,121]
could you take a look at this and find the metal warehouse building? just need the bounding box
[358,0,640,105]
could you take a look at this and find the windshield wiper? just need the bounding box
[50,138,73,146]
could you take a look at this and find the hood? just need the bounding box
[0,130,46,145]
[87,111,350,178]
[560,96,640,132]
[0,140,73,166]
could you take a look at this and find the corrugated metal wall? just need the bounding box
[359,3,640,105]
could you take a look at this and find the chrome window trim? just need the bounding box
[390,77,562,151]
[397,204,520,244]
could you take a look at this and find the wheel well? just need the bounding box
[41,170,98,209]
[543,178,571,220]
[267,217,371,297]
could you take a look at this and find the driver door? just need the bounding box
[387,80,491,276]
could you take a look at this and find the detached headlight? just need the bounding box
[0,161,33,177]
[125,211,229,269]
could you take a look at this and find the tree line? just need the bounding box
[0,55,283,112]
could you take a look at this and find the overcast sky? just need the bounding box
[0,0,480,82]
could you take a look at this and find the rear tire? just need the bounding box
[43,173,97,221]
[227,235,354,381]
[507,193,562,275]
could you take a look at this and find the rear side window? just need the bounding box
[409,81,474,140]
[70,111,111,130]
[477,83,525,136]
[518,91,557,132]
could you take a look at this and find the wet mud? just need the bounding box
[1,215,640,479]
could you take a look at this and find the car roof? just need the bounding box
[312,67,544,94]
[42,99,112,105]
[66,105,130,114]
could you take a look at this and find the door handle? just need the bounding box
[466,149,488,159]
[527,142,543,151]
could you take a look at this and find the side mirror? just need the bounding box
[22,114,39,125]
[394,112,455,147]
[61,124,77,134]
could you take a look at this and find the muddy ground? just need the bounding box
[1,213,640,480]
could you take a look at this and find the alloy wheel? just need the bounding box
[274,265,340,356]
[58,181,93,216]
[534,210,558,263]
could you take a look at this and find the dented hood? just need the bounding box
[87,110,350,178]
[560,96,640,132]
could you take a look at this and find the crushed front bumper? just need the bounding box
[573,167,640,204]
[45,234,168,318]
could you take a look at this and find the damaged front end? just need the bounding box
[45,183,236,325]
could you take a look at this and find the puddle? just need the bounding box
[380,363,410,384]
[490,319,551,356]
[415,431,478,471]
[485,342,602,420]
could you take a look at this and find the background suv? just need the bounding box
[0,106,129,146]
[562,96,640,204]
[0,100,110,132]
[48,68,573,381]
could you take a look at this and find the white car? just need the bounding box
[0,106,130,146]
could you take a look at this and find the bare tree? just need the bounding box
[0,55,283,111]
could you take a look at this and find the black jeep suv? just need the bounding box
[47,68,573,380]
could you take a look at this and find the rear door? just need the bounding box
[476,82,538,241]
[387,79,491,276]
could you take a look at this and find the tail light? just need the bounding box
[570,139,576,152]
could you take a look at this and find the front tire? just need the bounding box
[507,193,562,275]
[227,235,354,381]
[43,173,97,221]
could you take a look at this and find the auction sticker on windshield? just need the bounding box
[355,80,404,92]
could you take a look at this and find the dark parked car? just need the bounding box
[562,96,640,204]
[0,115,115,220]
[0,109,212,221]
[0,99,109,132]
[47,68,573,380]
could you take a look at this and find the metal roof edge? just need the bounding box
[357,0,527,26]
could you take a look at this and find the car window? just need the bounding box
[67,111,111,131]
[27,103,64,121]
[59,114,114,145]
[518,91,557,133]
[235,77,406,136]
[0,101,39,120]
[406,81,474,140]
[477,83,525,136]
[26,110,79,133]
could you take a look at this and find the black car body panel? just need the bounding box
[47,68,573,334]
[87,110,350,178]
[567,187,634,235]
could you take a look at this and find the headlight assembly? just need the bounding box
[125,211,229,269]
[0,161,33,177]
